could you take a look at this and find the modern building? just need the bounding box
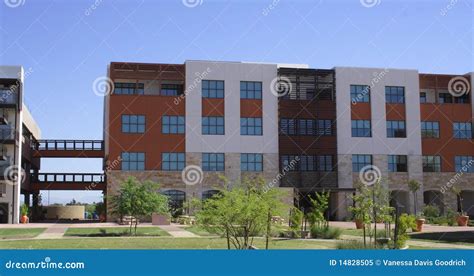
[104,61,474,221]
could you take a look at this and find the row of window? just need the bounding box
[351,154,474,173]
[121,152,264,172]
[281,155,334,171]
[280,119,333,136]
[351,120,472,139]
[351,85,405,104]
[420,92,470,104]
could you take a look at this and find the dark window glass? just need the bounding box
[162,115,185,134]
[318,155,333,171]
[281,155,300,171]
[388,155,408,172]
[241,153,263,171]
[121,152,145,171]
[202,80,224,98]
[350,85,370,103]
[202,153,225,171]
[351,120,371,137]
[162,153,185,171]
[454,156,474,173]
[352,154,372,172]
[241,117,263,136]
[421,121,440,138]
[202,116,225,135]
[385,86,405,103]
[387,120,406,138]
[453,122,472,139]
[161,84,183,96]
[422,156,441,172]
[122,115,145,133]
[240,81,262,99]
[280,119,296,135]
[114,82,144,95]
[420,92,426,103]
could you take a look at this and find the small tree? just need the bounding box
[350,182,373,247]
[109,177,169,235]
[408,180,421,215]
[307,190,330,229]
[451,186,464,215]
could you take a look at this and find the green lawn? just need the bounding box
[184,226,216,236]
[0,228,46,239]
[0,237,336,249]
[64,227,170,237]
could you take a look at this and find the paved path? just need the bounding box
[34,224,71,239]
[329,221,473,233]
[158,225,199,238]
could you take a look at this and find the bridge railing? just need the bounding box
[34,140,104,151]
[32,173,105,183]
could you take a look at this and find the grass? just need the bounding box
[0,237,336,249]
[184,225,216,236]
[64,227,170,237]
[409,231,474,244]
[0,228,46,239]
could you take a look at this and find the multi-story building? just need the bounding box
[104,61,473,221]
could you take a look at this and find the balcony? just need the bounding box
[0,89,18,106]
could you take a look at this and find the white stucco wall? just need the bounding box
[335,67,422,156]
[184,60,279,154]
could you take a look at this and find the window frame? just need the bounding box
[240,81,262,99]
[385,86,405,104]
[162,115,185,134]
[240,117,263,136]
[241,153,263,172]
[121,152,145,171]
[121,115,145,134]
[202,153,225,171]
[350,85,370,103]
[386,120,407,138]
[162,153,186,171]
[202,116,225,135]
[202,80,224,99]
[351,120,372,137]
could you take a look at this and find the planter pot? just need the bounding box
[457,215,469,226]
[415,218,425,232]
[99,214,106,222]
[20,215,28,224]
[355,219,364,229]
[152,213,170,225]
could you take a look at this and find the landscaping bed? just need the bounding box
[64,227,170,237]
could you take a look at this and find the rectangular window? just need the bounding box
[298,119,315,135]
[455,156,474,173]
[421,121,440,138]
[350,85,370,103]
[114,82,144,95]
[388,155,408,172]
[241,153,263,171]
[162,153,185,171]
[387,120,406,138]
[202,116,224,135]
[438,93,453,104]
[280,118,296,135]
[121,152,145,171]
[420,92,427,103]
[317,120,332,135]
[281,155,300,171]
[299,155,316,171]
[351,120,371,137]
[162,115,185,134]
[202,80,224,98]
[422,155,441,172]
[240,81,262,99]
[240,117,262,136]
[352,154,372,172]
[453,122,472,139]
[122,115,145,133]
[202,153,225,171]
[161,84,183,96]
[385,86,405,103]
[318,155,333,171]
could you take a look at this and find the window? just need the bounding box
[421,121,440,138]
[122,115,145,133]
[280,119,296,135]
[202,153,224,171]
[352,155,372,172]
[351,120,371,137]
[162,190,185,216]
[202,80,224,98]
[121,152,145,171]
[240,81,262,99]
[114,82,144,95]
[299,155,316,171]
[385,86,405,103]
[240,117,262,135]
[162,115,185,134]
[350,85,370,103]
[162,153,185,171]
[161,84,183,96]
[317,120,332,135]
[453,122,472,139]
[422,156,441,172]
[387,120,406,138]
[438,93,453,103]
[318,155,333,171]
[420,92,427,103]
[241,153,263,171]
[298,119,315,135]
[455,156,474,173]
[281,155,300,171]
[388,155,407,172]
[202,116,224,135]
[202,190,220,201]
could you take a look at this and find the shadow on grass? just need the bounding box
[410,231,474,243]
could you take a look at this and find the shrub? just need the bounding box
[289,207,303,237]
[396,214,416,248]
[310,226,342,239]
[423,205,440,222]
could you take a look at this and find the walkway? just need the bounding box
[157,224,199,238]
[34,224,71,239]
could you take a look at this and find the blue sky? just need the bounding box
[0,0,472,204]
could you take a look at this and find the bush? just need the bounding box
[423,205,440,222]
[336,241,377,249]
[310,226,342,239]
[396,214,416,248]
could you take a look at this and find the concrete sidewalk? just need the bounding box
[34,224,71,239]
[158,225,199,238]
